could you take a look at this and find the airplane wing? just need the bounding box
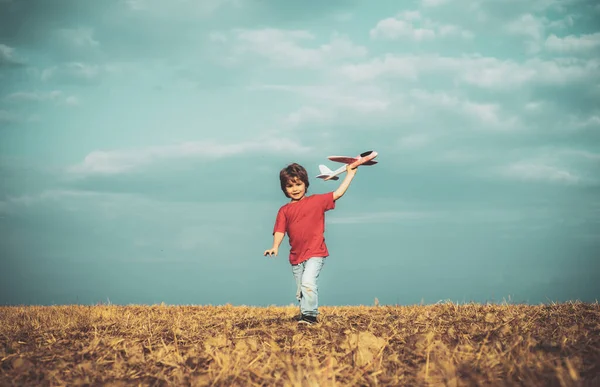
[328,157,378,165]
[328,156,358,164]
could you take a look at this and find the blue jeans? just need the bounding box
[291,257,325,317]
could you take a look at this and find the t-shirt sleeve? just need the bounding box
[273,207,287,234]
[322,191,335,211]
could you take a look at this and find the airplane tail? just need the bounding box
[316,164,339,180]
[319,165,334,175]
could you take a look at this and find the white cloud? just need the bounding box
[0,43,23,66]
[438,24,475,39]
[547,15,575,30]
[370,17,435,41]
[56,27,100,48]
[397,133,433,149]
[525,101,545,111]
[329,208,542,225]
[339,54,420,82]
[505,13,546,54]
[329,211,438,224]
[0,110,17,124]
[5,189,123,207]
[370,11,472,41]
[4,90,81,107]
[421,0,449,7]
[209,31,228,43]
[41,62,100,81]
[557,149,600,162]
[285,106,333,127]
[438,149,483,164]
[409,89,520,130]
[409,89,459,107]
[5,91,63,102]
[123,0,240,17]
[253,83,391,129]
[64,96,81,106]
[39,62,129,83]
[177,225,244,251]
[214,29,367,68]
[545,32,600,54]
[333,12,354,22]
[498,162,581,184]
[0,110,39,125]
[506,14,545,41]
[67,138,311,176]
[572,115,600,129]
[462,101,519,129]
[339,54,599,89]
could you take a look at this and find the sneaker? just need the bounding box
[298,314,318,325]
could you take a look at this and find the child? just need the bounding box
[263,162,357,325]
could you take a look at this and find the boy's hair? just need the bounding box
[279,163,310,197]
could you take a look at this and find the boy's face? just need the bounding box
[285,177,306,201]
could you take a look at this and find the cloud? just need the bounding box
[38,62,129,84]
[253,83,392,131]
[4,90,63,102]
[123,0,240,17]
[545,32,600,54]
[505,13,546,54]
[397,133,433,149]
[0,110,18,124]
[339,54,599,90]
[67,138,311,176]
[329,211,438,224]
[3,189,119,207]
[328,208,546,225]
[42,62,101,81]
[409,89,521,130]
[3,90,80,106]
[0,110,40,125]
[0,44,24,67]
[285,106,334,127]
[211,28,367,68]
[55,27,100,48]
[256,83,390,114]
[64,96,80,106]
[176,224,246,251]
[333,12,353,22]
[498,162,581,184]
[421,0,449,6]
[370,10,473,41]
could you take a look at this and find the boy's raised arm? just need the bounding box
[333,165,357,201]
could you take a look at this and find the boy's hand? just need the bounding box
[346,164,358,176]
[264,248,278,257]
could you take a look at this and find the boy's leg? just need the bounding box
[291,262,304,304]
[299,257,325,317]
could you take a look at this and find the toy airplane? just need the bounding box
[316,150,378,181]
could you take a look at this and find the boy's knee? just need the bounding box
[301,282,317,293]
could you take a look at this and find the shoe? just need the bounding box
[298,314,318,325]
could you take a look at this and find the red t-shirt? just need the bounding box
[273,192,336,265]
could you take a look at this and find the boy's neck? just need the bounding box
[290,195,306,203]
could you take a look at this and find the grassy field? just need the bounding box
[1,301,599,386]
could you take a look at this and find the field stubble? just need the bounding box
[1,301,599,386]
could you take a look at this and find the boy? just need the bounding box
[263,162,357,325]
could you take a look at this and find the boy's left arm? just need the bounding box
[333,165,357,201]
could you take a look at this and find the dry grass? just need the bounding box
[1,301,599,386]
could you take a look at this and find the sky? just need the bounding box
[0,0,599,307]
